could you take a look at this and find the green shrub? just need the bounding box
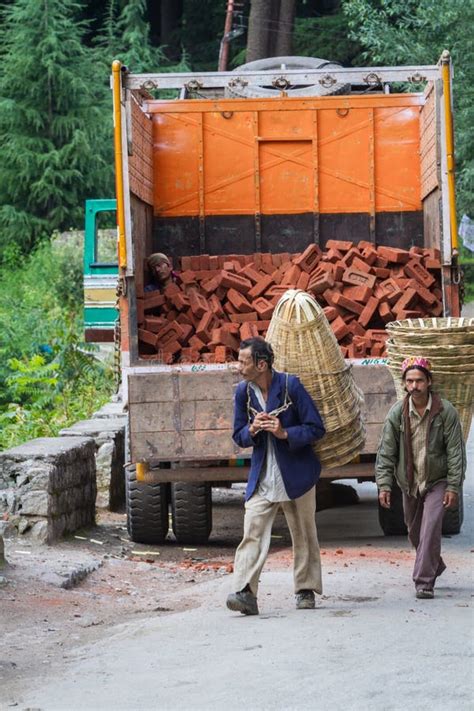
[0,238,115,449]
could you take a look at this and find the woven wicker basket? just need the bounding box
[386,318,474,439]
[266,289,366,468]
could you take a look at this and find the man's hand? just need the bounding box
[443,491,458,509]
[378,491,391,509]
[249,412,269,437]
[257,415,288,440]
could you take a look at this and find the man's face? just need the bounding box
[237,347,265,382]
[153,260,172,282]
[404,369,431,400]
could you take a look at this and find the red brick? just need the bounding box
[179,348,201,363]
[423,247,441,261]
[248,274,275,299]
[176,311,193,327]
[200,353,215,363]
[323,306,338,322]
[332,292,364,315]
[342,268,376,290]
[165,309,179,323]
[325,239,354,253]
[357,240,374,251]
[433,287,443,300]
[160,340,182,356]
[221,322,241,335]
[308,273,335,295]
[347,340,367,358]
[199,276,220,296]
[210,328,240,351]
[376,246,410,264]
[196,311,219,343]
[342,284,373,303]
[229,312,259,323]
[253,297,274,320]
[393,288,418,317]
[138,329,158,348]
[143,292,166,312]
[347,319,366,337]
[177,323,194,344]
[281,264,302,285]
[224,301,239,316]
[350,256,373,274]
[220,270,253,294]
[188,334,207,352]
[366,329,388,343]
[227,288,253,313]
[261,253,274,273]
[341,247,361,267]
[238,265,263,285]
[271,253,282,267]
[360,246,378,266]
[294,271,309,291]
[209,294,225,319]
[374,277,403,305]
[414,283,437,306]
[180,256,192,270]
[214,345,233,363]
[189,290,209,318]
[331,316,350,340]
[404,259,436,288]
[322,248,344,264]
[163,282,181,299]
[371,341,386,357]
[169,292,190,311]
[156,322,184,347]
[374,256,389,268]
[256,320,271,333]
[293,244,322,273]
[209,255,220,270]
[144,316,166,333]
[378,301,394,324]
[429,300,443,317]
[222,261,236,272]
[240,322,260,340]
[358,296,379,328]
[264,285,289,299]
[424,258,442,270]
[374,267,390,279]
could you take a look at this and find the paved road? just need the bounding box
[6,438,474,711]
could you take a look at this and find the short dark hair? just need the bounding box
[239,337,274,368]
[402,365,432,382]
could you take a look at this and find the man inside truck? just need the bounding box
[376,357,466,600]
[227,337,326,616]
[145,252,177,292]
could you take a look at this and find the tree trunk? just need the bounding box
[159,0,183,59]
[246,0,273,62]
[274,0,295,56]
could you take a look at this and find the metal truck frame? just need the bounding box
[111,53,461,544]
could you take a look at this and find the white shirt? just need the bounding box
[250,383,290,502]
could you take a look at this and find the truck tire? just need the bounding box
[226,56,350,98]
[171,482,212,544]
[378,482,407,536]
[126,468,169,544]
[442,489,463,535]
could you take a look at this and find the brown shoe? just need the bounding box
[416,589,434,599]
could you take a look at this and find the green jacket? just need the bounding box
[375,393,466,495]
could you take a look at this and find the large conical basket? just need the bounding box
[386,317,474,439]
[266,289,366,468]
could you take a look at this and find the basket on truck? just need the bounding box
[111,53,462,544]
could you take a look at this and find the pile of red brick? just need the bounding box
[136,240,442,362]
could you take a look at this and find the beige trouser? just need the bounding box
[233,486,322,596]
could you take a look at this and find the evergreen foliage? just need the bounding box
[0,0,114,259]
[0,237,115,449]
[343,0,474,216]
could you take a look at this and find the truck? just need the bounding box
[110,53,462,545]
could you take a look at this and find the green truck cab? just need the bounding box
[83,198,118,342]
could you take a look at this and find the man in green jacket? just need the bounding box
[376,356,466,599]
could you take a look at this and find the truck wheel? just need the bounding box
[378,482,407,536]
[442,489,463,535]
[126,468,169,544]
[171,482,212,544]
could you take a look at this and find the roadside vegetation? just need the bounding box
[0,238,116,449]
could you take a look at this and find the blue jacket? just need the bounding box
[233,371,326,501]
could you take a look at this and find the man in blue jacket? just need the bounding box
[226,337,326,615]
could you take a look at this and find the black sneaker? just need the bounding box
[296,590,315,609]
[226,589,259,615]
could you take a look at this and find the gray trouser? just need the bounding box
[403,480,447,591]
[232,486,322,596]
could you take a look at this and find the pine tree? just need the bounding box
[0,0,114,259]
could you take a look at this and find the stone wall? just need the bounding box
[59,407,126,510]
[0,437,96,543]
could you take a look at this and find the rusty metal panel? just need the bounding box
[129,94,153,205]
[420,83,439,199]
